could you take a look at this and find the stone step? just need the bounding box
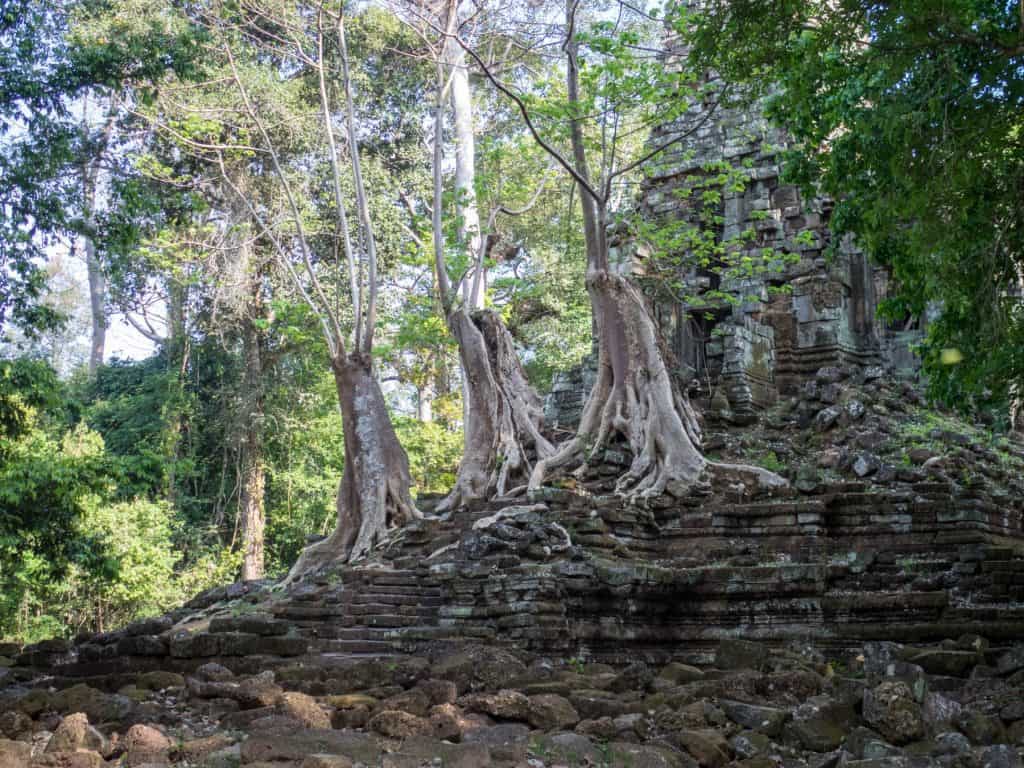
[358,613,428,628]
[348,593,443,607]
[351,571,438,587]
[274,605,349,620]
[344,602,439,617]
[311,624,451,654]
[358,589,442,602]
[314,639,398,654]
[319,626,419,641]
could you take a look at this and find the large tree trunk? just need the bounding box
[439,308,553,511]
[447,44,483,309]
[238,314,266,581]
[238,443,265,580]
[530,270,787,502]
[527,3,785,503]
[287,355,419,579]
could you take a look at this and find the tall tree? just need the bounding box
[399,0,557,509]
[453,0,786,501]
[204,2,420,574]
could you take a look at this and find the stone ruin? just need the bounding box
[546,35,925,432]
[3,19,1024,768]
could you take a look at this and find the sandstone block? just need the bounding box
[367,709,433,738]
[527,693,579,731]
[277,692,330,729]
[0,738,31,768]
[863,681,925,745]
[460,689,530,721]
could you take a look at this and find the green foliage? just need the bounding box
[686,0,1024,416]
[393,416,463,495]
[0,357,64,438]
[0,353,219,638]
[635,159,799,314]
[77,355,189,497]
[0,375,115,639]
[0,419,113,592]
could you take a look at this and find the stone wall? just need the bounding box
[545,34,924,429]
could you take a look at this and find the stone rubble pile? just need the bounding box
[2,636,1023,767]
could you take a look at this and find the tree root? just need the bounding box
[284,355,419,584]
[530,271,786,504]
[439,309,553,512]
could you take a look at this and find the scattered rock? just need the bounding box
[0,738,31,768]
[367,709,433,738]
[674,728,732,768]
[853,452,881,477]
[907,648,979,677]
[788,695,857,752]
[135,671,185,691]
[240,728,381,765]
[462,723,530,763]
[234,672,283,709]
[656,662,704,686]
[171,734,236,762]
[277,691,330,729]
[45,713,107,755]
[957,710,1006,745]
[302,756,355,768]
[863,681,925,745]
[123,723,173,766]
[981,744,1021,768]
[815,407,842,431]
[720,699,790,737]
[527,694,579,731]
[415,678,457,706]
[460,689,530,721]
[432,645,527,693]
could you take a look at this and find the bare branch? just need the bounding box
[223,43,346,355]
[316,4,361,329]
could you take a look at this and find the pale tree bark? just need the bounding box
[422,4,554,510]
[218,3,423,579]
[82,99,118,376]
[259,8,418,580]
[85,236,106,376]
[440,307,554,509]
[289,354,417,573]
[446,40,483,309]
[417,384,434,422]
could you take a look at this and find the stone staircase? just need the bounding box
[273,568,446,656]
[14,478,1024,685]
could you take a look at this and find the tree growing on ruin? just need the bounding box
[449,0,787,501]
[164,1,425,575]
[395,0,560,509]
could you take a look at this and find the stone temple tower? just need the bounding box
[545,22,923,430]
[635,29,922,420]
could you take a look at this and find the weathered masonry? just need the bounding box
[546,34,924,430]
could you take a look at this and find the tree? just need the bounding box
[449,0,786,502]
[1,0,204,365]
[686,0,1024,429]
[203,2,421,575]
[401,0,558,510]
